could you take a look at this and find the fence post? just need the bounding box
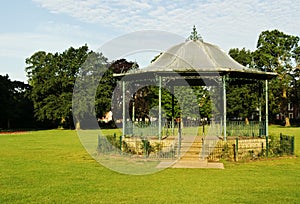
[178,120,182,159]
[266,135,269,158]
[202,138,205,160]
[235,137,239,161]
[291,136,295,155]
[142,139,149,158]
[97,134,100,152]
[261,142,264,156]
[119,136,122,154]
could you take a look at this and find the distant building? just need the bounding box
[276,102,300,121]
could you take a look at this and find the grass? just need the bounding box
[0,126,299,203]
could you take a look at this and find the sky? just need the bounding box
[1,0,300,82]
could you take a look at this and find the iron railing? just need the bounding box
[124,120,266,137]
[97,132,294,161]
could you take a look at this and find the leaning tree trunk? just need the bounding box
[74,116,81,130]
[285,117,291,127]
[282,88,291,127]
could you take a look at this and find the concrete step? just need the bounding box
[172,159,208,168]
[172,160,224,169]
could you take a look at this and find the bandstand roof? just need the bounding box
[114,39,277,84]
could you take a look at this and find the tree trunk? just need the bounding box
[59,117,66,129]
[75,121,81,130]
[282,88,287,98]
[285,117,291,127]
[74,116,80,130]
[245,117,249,125]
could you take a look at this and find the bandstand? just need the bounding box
[113,33,277,164]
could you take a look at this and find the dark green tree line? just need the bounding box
[0,75,34,129]
[8,28,297,130]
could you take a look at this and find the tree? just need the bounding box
[73,56,139,129]
[0,74,34,129]
[94,58,138,127]
[72,51,110,129]
[26,45,90,128]
[227,48,259,122]
[254,30,300,126]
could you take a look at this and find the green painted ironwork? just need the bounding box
[223,75,227,141]
[158,75,162,141]
[235,137,239,161]
[291,136,295,155]
[122,81,126,138]
[119,135,122,152]
[266,135,269,158]
[226,121,266,137]
[280,133,295,155]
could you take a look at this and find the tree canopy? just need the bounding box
[26,45,90,128]
[0,75,33,129]
[254,29,300,125]
[1,28,298,130]
[228,29,300,125]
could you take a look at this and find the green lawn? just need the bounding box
[0,126,299,203]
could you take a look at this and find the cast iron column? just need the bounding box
[122,81,126,138]
[223,75,227,141]
[158,75,162,141]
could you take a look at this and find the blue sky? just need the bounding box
[1,0,300,82]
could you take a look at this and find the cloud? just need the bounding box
[2,0,300,82]
[32,0,300,51]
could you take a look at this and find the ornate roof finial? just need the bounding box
[189,25,203,41]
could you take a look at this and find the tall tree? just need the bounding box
[102,59,139,119]
[254,29,300,126]
[26,45,89,128]
[228,48,259,122]
[72,51,110,129]
[98,58,138,117]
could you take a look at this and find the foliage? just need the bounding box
[26,45,90,128]
[129,85,211,123]
[97,133,121,153]
[25,44,138,129]
[3,29,298,131]
[268,134,295,156]
[72,51,110,129]
[228,30,300,124]
[254,30,300,124]
[96,58,138,119]
[227,48,259,120]
[0,74,34,129]
[140,139,152,157]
